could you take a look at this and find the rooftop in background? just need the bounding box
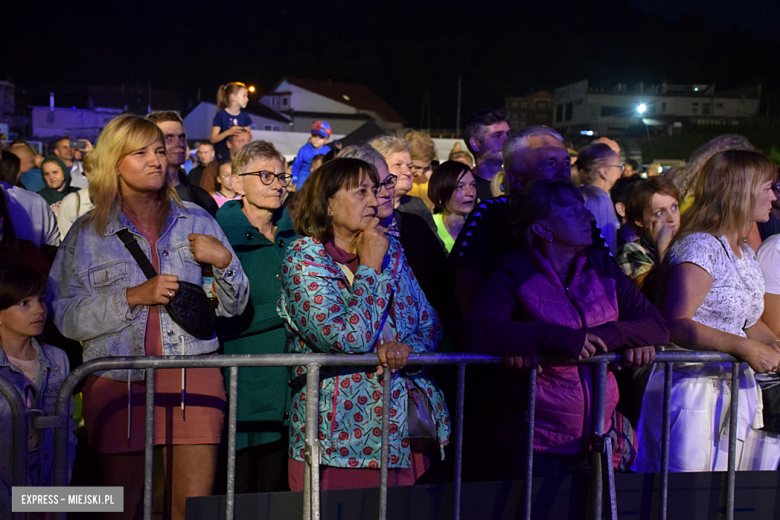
[263,77,406,125]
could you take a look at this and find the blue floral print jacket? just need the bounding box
[277,235,450,469]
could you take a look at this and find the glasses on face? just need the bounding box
[239,170,292,186]
[375,174,398,195]
[607,164,625,173]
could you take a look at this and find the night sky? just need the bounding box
[5,0,780,129]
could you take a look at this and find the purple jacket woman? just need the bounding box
[465,180,668,477]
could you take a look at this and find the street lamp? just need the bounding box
[248,86,256,93]
[637,104,647,114]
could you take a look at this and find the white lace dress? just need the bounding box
[634,233,780,472]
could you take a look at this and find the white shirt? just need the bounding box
[0,181,60,246]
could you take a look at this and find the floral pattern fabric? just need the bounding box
[668,233,764,337]
[277,235,450,469]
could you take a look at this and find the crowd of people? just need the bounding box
[3,84,780,518]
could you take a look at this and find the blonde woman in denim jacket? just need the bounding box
[278,158,450,491]
[49,115,248,520]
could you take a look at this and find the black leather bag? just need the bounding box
[117,229,216,340]
[760,381,780,435]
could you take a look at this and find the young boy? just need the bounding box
[291,121,331,190]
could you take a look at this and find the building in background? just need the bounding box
[553,80,761,137]
[260,77,406,135]
[505,91,553,128]
[29,84,183,142]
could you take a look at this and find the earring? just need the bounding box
[548,235,553,243]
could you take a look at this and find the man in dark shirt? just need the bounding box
[188,142,215,187]
[147,112,218,217]
[462,109,510,203]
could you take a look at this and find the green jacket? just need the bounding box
[216,200,299,449]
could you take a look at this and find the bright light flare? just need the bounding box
[637,104,647,114]
[248,86,256,93]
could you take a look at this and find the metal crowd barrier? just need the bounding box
[12,350,741,520]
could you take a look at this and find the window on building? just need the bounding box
[661,102,666,112]
[511,100,519,109]
[702,104,711,115]
[692,107,698,115]
[264,125,273,130]
[273,125,280,131]
[565,102,573,121]
[600,106,623,117]
[282,98,288,106]
[521,102,529,109]
[556,104,564,123]
[716,103,724,108]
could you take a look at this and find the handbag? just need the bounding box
[759,379,780,435]
[117,228,216,340]
[407,380,438,451]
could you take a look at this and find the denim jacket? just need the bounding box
[0,339,76,518]
[49,200,249,381]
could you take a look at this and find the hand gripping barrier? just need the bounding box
[33,350,748,520]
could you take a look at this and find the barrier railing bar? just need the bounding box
[143,368,155,520]
[523,368,537,520]
[47,351,746,520]
[226,366,238,520]
[453,363,466,520]
[0,375,29,520]
[660,362,673,520]
[726,362,740,520]
[305,364,321,520]
[378,369,392,520]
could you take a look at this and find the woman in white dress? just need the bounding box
[634,149,780,472]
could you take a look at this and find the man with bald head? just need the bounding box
[9,143,44,191]
[450,126,577,314]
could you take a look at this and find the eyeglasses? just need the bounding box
[375,174,398,194]
[607,164,625,173]
[239,170,293,186]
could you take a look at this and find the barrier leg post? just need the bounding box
[143,368,155,520]
[226,367,238,520]
[523,369,537,520]
[379,369,392,520]
[304,364,321,520]
[726,363,740,520]
[660,362,673,520]
[454,363,466,520]
[588,362,607,520]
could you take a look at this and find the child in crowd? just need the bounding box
[0,266,76,515]
[291,121,331,190]
[211,82,252,162]
[212,162,241,209]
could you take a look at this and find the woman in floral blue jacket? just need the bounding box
[277,158,450,491]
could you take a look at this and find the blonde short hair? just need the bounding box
[231,140,285,174]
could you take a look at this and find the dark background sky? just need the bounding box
[5,0,780,129]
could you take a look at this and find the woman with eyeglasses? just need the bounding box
[214,140,299,493]
[279,157,450,491]
[577,143,623,255]
[337,145,456,331]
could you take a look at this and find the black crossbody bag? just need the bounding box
[117,228,216,340]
